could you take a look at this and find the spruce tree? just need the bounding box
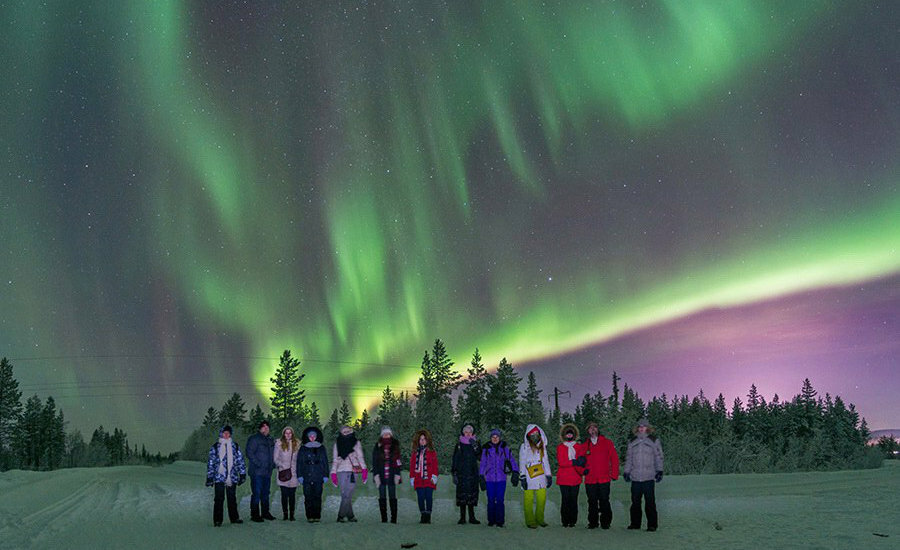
[325,408,341,439]
[219,393,248,429]
[309,402,321,427]
[248,404,268,432]
[520,371,545,427]
[0,358,22,470]
[269,350,305,424]
[202,407,220,428]
[339,400,352,427]
[15,395,43,469]
[484,357,521,435]
[456,348,490,435]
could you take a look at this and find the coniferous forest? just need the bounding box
[178,340,886,474]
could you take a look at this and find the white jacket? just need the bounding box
[519,424,552,490]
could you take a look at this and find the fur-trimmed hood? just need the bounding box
[300,426,325,446]
[559,423,580,443]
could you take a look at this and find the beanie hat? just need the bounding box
[222,425,233,436]
[637,418,650,428]
[490,428,502,438]
[380,426,393,437]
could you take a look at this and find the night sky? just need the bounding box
[2,1,897,452]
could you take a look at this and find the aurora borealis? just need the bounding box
[1,1,897,451]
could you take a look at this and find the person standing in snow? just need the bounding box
[624,418,664,532]
[245,420,276,522]
[273,426,300,520]
[371,426,403,523]
[580,421,619,529]
[330,424,367,522]
[519,424,552,529]
[556,423,587,527]
[451,424,481,525]
[479,428,519,527]
[296,426,329,522]
[409,429,438,524]
[206,425,246,526]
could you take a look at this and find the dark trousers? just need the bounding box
[250,474,271,518]
[303,481,324,519]
[378,482,397,499]
[485,481,506,525]
[280,486,296,517]
[630,480,658,529]
[213,482,240,524]
[415,487,434,514]
[585,482,612,527]
[559,484,580,526]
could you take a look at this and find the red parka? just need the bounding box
[409,447,438,490]
[579,435,619,484]
[556,423,585,486]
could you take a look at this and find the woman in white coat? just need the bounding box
[518,424,552,528]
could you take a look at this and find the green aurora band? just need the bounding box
[3,1,897,418]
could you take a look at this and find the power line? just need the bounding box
[8,354,422,370]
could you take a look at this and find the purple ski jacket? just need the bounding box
[479,441,519,483]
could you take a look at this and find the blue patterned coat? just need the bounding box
[207,440,247,485]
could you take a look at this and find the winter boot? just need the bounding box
[389,498,398,524]
[420,512,426,524]
[467,504,480,525]
[379,498,388,523]
[262,501,277,521]
[458,506,467,524]
[289,498,295,521]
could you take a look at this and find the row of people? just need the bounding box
[205,418,664,530]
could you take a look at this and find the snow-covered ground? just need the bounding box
[0,461,896,549]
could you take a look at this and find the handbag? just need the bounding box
[526,463,545,478]
[278,468,292,482]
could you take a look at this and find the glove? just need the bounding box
[655,471,663,483]
[583,469,590,476]
[431,474,438,485]
[395,474,402,485]
[361,470,368,484]
[410,477,415,488]
[519,474,527,489]
[205,477,214,487]
[238,474,246,485]
[331,473,338,487]
[623,473,631,483]
[452,474,458,485]
[510,473,519,487]
[298,477,304,485]
[374,476,381,488]
[545,475,552,488]
[573,456,587,467]
[323,477,328,485]
[479,475,486,491]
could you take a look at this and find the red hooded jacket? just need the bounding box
[579,435,619,484]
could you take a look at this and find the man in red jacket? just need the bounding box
[580,422,620,529]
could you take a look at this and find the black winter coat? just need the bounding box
[245,432,275,476]
[371,436,403,484]
[297,443,329,485]
[452,440,480,506]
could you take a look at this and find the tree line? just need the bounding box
[180,341,885,473]
[0,358,176,471]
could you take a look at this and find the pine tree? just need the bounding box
[202,407,220,428]
[15,395,43,469]
[520,371,545,427]
[41,397,65,470]
[325,408,341,439]
[415,340,460,468]
[219,393,248,429]
[338,400,352,427]
[456,348,490,435]
[309,402,321,427]
[248,404,268,432]
[484,357,522,435]
[0,358,23,469]
[269,350,305,424]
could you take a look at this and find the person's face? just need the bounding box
[340,427,352,436]
[222,431,231,440]
[308,431,317,442]
[419,435,427,446]
[588,425,599,437]
[463,427,474,437]
[527,431,541,445]
[565,431,575,440]
[491,434,500,444]
[260,424,270,436]
[638,425,648,434]
[284,429,293,440]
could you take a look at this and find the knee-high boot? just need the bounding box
[379,498,388,523]
[389,498,398,524]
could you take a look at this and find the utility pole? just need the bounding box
[548,387,571,416]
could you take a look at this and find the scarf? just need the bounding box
[337,433,357,459]
[217,437,234,486]
[382,438,392,478]
[563,440,577,460]
[304,441,322,449]
[459,435,475,445]
[415,445,429,479]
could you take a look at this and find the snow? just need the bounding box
[0,461,896,549]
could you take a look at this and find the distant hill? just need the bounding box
[868,429,900,443]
